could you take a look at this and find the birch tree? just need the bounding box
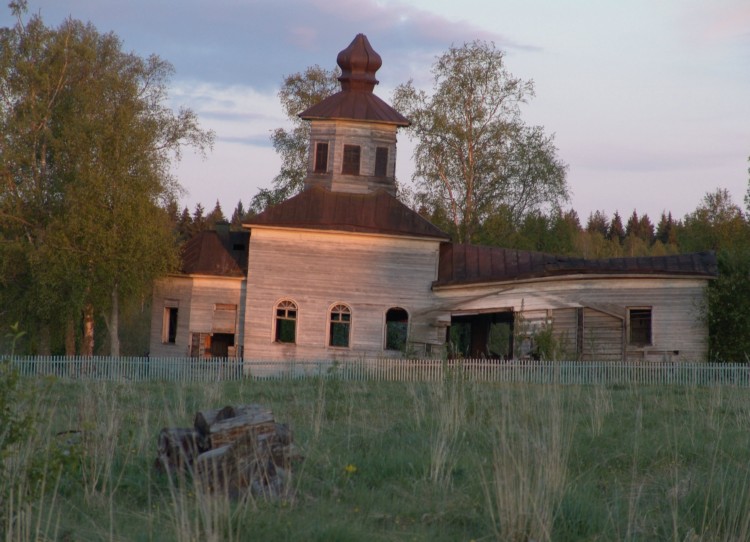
[392,41,568,243]
[250,65,339,213]
[0,3,213,355]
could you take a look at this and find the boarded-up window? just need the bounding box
[374,147,388,177]
[342,145,360,175]
[213,303,237,333]
[275,300,297,343]
[314,142,328,173]
[385,307,408,351]
[329,304,351,347]
[629,308,652,346]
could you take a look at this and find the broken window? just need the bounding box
[628,308,652,346]
[162,302,178,344]
[385,307,408,351]
[275,300,297,343]
[314,142,328,173]
[342,145,360,175]
[329,304,351,347]
[374,146,388,177]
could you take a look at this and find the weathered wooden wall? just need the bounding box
[306,120,398,194]
[434,277,710,362]
[243,227,442,360]
[150,275,245,358]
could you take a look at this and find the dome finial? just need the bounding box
[337,34,381,92]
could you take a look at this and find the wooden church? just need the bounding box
[150,35,716,363]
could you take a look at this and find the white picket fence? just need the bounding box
[6,356,750,387]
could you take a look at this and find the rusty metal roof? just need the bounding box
[246,185,449,240]
[180,230,249,277]
[435,243,718,287]
[299,34,409,126]
[300,90,409,126]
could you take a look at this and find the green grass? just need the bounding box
[4,374,750,541]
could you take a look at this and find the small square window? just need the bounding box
[342,145,360,175]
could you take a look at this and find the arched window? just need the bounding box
[275,300,297,343]
[329,304,351,347]
[385,308,409,351]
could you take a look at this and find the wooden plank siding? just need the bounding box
[244,227,442,360]
[582,308,623,362]
[434,276,709,362]
[150,275,244,358]
[307,120,398,194]
[550,308,579,359]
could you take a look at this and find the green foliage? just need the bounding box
[705,249,750,361]
[0,6,212,354]
[393,41,569,243]
[0,325,81,534]
[251,65,340,213]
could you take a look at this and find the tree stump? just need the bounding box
[154,427,202,473]
[156,404,299,499]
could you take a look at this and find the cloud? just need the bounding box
[26,0,536,91]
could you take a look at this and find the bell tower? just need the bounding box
[299,34,409,195]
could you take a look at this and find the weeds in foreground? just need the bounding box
[3,374,750,540]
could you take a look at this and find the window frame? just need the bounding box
[162,301,179,344]
[314,141,329,173]
[342,144,361,175]
[384,307,409,351]
[628,307,653,346]
[374,146,388,177]
[274,299,298,344]
[328,303,352,348]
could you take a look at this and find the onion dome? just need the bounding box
[337,34,382,92]
[299,34,409,126]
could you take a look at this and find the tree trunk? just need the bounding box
[109,284,120,357]
[82,304,94,356]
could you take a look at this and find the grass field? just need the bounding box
[3,371,750,541]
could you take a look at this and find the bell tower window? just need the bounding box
[314,142,328,173]
[375,147,388,177]
[342,145,361,175]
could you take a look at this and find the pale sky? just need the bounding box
[5,0,750,222]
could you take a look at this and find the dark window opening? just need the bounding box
[629,308,652,346]
[375,147,388,177]
[314,142,328,173]
[329,304,351,347]
[342,145,360,175]
[164,307,178,344]
[385,307,408,351]
[211,333,235,358]
[275,300,297,343]
[233,244,245,251]
[448,312,514,359]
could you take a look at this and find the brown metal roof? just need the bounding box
[298,34,409,127]
[180,230,249,277]
[435,243,718,287]
[300,90,409,126]
[246,186,449,240]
